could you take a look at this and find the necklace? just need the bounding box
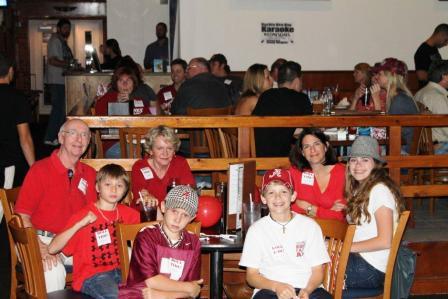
[95,203,119,223]
[270,213,294,234]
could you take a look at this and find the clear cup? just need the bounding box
[243,201,261,235]
[140,203,157,222]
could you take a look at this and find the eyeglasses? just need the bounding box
[61,130,90,139]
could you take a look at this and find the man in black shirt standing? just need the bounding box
[0,52,35,299]
[252,61,312,157]
[414,23,448,88]
[143,22,169,72]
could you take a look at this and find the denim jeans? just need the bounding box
[435,142,448,155]
[344,253,385,289]
[45,84,66,142]
[253,287,331,299]
[81,268,121,299]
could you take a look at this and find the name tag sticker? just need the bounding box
[163,91,173,101]
[78,178,87,195]
[160,257,185,281]
[301,172,314,186]
[140,167,154,180]
[224,79,232,85]
[133,100,144,107]
[95,229,112,247]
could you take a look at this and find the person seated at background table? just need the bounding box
[349,62,385,112]
[131,125,195,211]
[239,168,331,299]
[372,58,419,153]
[415,60,448,154]
[270,58,287,88]
[117,55,158,112]
[344,136,404,292]
[171,57,231,115]
[100,38,122,70]
[252,60,312,157]
[119,185,202,299]
[209,53,243,105]
[95,66,152,158]
[48,164,139,299]
[289,128,347,221]
[234,63,273,115]
[157,58,187,115]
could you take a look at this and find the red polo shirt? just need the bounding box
[15,150,97,234]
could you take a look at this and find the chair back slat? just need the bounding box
[314,218,356,297]
[1,187,21,299]
[8,214,48,299]
[382,210,411,299]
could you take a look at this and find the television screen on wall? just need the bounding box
[0,0,7,7]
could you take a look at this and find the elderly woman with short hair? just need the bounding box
[131,125,195,209]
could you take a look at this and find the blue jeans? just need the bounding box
[45,84,66,142]
[81,268,121,299]
[253,288,331,299]
[344,253,385,289]
[435,142,448,155]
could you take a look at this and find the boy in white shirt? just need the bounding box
[239,169,331,299]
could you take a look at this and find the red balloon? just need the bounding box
[195,196,223,228]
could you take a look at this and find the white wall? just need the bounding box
[179,0,448,71]
[107,0,169,67]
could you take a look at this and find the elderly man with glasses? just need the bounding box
[15,118,97,292]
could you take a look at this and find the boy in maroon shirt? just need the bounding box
[119,185,202,299]
[48,164,139,298]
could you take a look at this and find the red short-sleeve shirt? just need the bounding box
[15,150,97,233]
[130,156,195,207]
[62,203,139,291]
[289,163,347,221]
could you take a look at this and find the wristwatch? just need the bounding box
[306,205,313,216]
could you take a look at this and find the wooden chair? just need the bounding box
[343,210,411,299]
[314,218,356,298]
[116,221,201,283]
[186,106,232,158]
[0,187,21,299]
[8,214,92,299]
[219,128,238,158]
[119,127,149,159]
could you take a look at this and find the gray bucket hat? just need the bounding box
[349,136,385,163]
[165,185,198,217]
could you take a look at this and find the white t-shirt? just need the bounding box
[239,212,330,296]
[353,183,399,272]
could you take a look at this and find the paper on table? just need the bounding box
[228,163,243,230]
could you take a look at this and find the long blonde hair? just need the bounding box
[382,71,417,112]
[344,161,404,225]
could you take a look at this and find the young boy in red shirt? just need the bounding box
[119,185,202,299]
[49,164,139,298]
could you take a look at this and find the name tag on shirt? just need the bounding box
[133,100,144,107]
[163,91,173,101]
[140,167,154,180]
[301,172,314,186]
[95,229,112,247]
[78,178,87,195]
[160,257,185,280]
[224,79,232,85]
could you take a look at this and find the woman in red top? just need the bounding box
[131,125,195,211]
[289,128,347,221]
